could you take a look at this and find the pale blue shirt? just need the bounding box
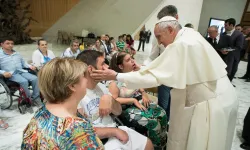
[0,48,30,75]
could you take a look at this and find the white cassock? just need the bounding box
[117,23,238,150]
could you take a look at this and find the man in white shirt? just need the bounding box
[143,5,179,120]
[61,39,81,58]
[32,39,55,69]
[90,16,238,150]
[76,50,153,150]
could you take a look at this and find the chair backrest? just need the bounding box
[57,30,63,38]
[62,31,69,40]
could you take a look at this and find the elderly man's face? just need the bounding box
[154,24,175,47]
[207,28,218,39]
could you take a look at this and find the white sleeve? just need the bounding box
[98,83,110,95]
[32,50,42,67]
[77,100,83,109]
[117,71,159,89]
[61,49,71,58]
[49,50,56,59]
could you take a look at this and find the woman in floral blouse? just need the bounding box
[21,58,104,150]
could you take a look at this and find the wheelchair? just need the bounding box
[0,69,42,114]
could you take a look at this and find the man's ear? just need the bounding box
[175,14,179,20]
[118,64,123,70]
[87,65,93,74]
[68,84,76,92]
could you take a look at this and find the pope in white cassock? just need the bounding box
[91,16,238,150]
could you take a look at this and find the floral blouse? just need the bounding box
[21,106,104,150]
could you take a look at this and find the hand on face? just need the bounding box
[99,94,112,117]
[90,67,117,82]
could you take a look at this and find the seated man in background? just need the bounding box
[76,50,154,150]
[32,39,55,69]
[61,39,80,58]
[0,37,42,106]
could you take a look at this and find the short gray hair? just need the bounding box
[70,39,79,46]
[157,20,181,31]
[157,5,178,19]
[209,25,219,31]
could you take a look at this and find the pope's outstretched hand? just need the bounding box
[90,67,118,81]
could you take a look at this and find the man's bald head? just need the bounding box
[207,26,219,39]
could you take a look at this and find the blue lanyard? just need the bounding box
[39,49,51,64]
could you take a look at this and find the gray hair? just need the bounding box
[157,5,178,19]
[157,20,181,31]
[209,25,219,31]
[70,39,79,46]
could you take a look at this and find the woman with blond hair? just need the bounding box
[21,58,104,149]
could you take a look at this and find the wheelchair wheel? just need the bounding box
[0,79,13,109]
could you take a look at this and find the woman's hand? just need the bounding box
[90,67,117,81]
[133,98,146,111]
[142,93,151,108]
[99,95,112,117]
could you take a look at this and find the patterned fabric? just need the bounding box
[21,105,104,150]
[116,41,125,52]
[111,81,168,147]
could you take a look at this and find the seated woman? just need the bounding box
[108,52,168,147]
[126,34,136,58]
[21,58,103,149]
[32,39,55,69]
[110,37,118,53]
[92,39,105,53]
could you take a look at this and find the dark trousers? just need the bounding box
[245,53,250,78]
[137,40,145,51]
[158,85,171,122]
[242,107,250,144]
[225,52,241,81]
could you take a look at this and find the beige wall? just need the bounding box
[198,0,247,36]
[43,0,163,41]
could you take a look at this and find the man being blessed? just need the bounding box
[91,16,238,150]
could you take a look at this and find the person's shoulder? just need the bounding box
[32,49,40,55]
[48,49,55,53]
[65,47,71,52]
